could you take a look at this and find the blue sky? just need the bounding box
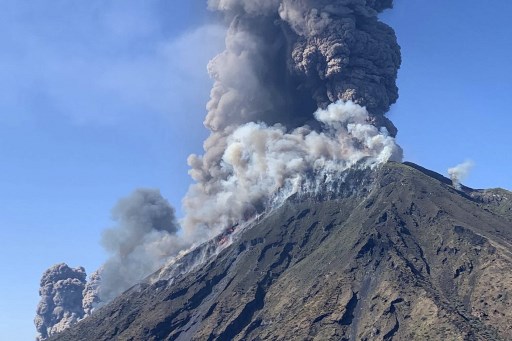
[1,1,511,340]
[383,2,512,189]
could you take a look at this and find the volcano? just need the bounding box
[50,162,512,341]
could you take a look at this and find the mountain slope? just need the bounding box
[51,162,512,341]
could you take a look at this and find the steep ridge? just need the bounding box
[51,162,512,341]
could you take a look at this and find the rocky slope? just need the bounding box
[51,162,512,341]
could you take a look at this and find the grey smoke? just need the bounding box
[34,264,86,341]
[203,0,400,134]
[35,190,182,337]
[98,188,182,302]
[448,160,474,190]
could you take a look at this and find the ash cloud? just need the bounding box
[34,264,86,341]
[203,0,400,134]
[97,188,182,302]
[448,160,474,190]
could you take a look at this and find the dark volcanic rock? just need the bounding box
[51,162,512,341]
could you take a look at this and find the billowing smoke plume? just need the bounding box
[183,0,401,239]
[448,160,474,190]
[97,188,182,302]
[34,264,86,341]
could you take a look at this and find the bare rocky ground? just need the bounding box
[51,162,512,341]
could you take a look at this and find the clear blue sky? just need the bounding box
[383,2,512,190]
[0,1,510,340]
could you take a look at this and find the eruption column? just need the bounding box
[183,0,402,240]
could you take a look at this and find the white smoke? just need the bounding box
[183,100,402,242]
[448,160,474,190]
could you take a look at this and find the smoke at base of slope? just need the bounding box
[98,188,182,303]
[35,189,182,341]
[34,264,86,341]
